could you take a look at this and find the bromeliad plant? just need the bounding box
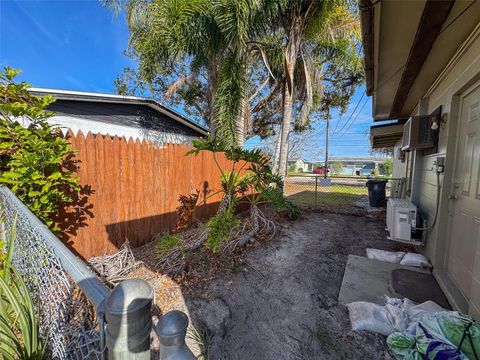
[187,137,298,253]
[0,67,80,231]
[0,217,47,360]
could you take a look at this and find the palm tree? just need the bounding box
[103,0,275,147]
[261,0,363,179]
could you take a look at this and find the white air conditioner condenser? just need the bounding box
[386,199,417,241]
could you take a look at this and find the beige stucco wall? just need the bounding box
[392,139,407,179]
[409,28,480,316]
[419,30,480,263]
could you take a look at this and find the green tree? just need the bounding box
[380,158,393,177]
[104,0,363,155]
[265,0,364,179]
[105,0,275,147]
[331,161,343,174]
[0,67,80,231]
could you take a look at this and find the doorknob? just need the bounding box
[449,194,458,200]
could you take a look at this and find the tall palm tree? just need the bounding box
[103,0,275,147]
[261,0,363,179]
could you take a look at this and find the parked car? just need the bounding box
[312,167,329,175]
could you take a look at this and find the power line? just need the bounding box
[336,97,369,137]
[332,90,366,134]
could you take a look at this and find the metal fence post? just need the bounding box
[105,279,153,359]
[315,176,318,208]
[157,310,196,360]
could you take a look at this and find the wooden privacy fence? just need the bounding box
[57,130,243,258]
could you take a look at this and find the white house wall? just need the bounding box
[392,139,407,179]
[48,115,198,146]
[393,28,480,316]
[417,29,480,266]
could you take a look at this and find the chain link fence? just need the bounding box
[0,186,109,359]
[285,176,403,212]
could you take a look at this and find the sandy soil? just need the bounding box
[168,211,405,360]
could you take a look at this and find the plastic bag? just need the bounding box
[399,253,431,268]
[366,248,405,263]
[387,312,480,360]
[387,332,421,360]
[407,301,445,323]
[347,301,396,336]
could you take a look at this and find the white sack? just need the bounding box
[366,248,405,263]
[406,300,445,322]
[399,253,431,268]
[346,301,396,336]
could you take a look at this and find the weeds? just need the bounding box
[315,324,345,357]
[156,233,182,259]
[206,210,240,253]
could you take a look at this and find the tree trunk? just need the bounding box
[324,117,329,179]
[277,22,301,180]
[277,82,293,180]
[272,126,282,174]
[206,59,218,137]
[236,95,247,147]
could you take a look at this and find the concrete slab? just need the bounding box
[338,255,430,305]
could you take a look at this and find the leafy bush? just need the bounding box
[206,210,240,253]
[156,233,182,259]
[0,217,47,359]
[262,188,300,220]
[188,137,298,252]
[371,168,379,177]
[380,158,393,177]
[175,191,199,231]
[0,67,80,231]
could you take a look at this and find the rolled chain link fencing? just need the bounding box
[0,186,107,359]
[284,176,404,210]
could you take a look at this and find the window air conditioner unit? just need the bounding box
[401,116,435,151]
[386,199,417,242]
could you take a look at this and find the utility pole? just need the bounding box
[324,117,329,179]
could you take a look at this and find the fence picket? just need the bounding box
[61,131,248,258]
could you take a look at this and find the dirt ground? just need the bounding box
[150,211,402,360]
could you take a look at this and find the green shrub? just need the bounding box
[262,188,300,220]
[0,218,47,359]
[371,168,379,177]
[156,233,182,258]
[206,210,240,253]
[0,67,80,231]
[380,158,393,177]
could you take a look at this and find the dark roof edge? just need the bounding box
[28,87,209,136]
[359,0,375,96]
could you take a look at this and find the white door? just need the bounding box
[448,84,480,320]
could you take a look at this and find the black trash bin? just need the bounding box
[366,179,387,207]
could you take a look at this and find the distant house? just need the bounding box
[328,158,384,176]
[28,88,208,145]
[287,158,323,173]
[288,157,385,175]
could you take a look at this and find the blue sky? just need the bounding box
[0,0,375,158]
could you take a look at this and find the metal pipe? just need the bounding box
[157,310,196,360]
[0,186,109,309]
[105,279,153,359]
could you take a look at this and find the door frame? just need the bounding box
[433,79,480,312]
